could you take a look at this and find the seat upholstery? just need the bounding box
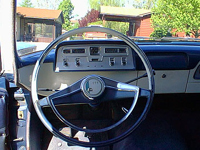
[0,78,8,150]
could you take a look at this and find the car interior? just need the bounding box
[0,1,200,150]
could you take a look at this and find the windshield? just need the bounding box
[15,0,200,56]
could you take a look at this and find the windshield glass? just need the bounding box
[15,0,200,56]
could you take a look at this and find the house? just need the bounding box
[100,6,192,38]
[100,6,153,37]
[16,7,64,42]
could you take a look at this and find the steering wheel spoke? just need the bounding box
[38,97,49,107]
[140,88,152,98]
[100,81,140,102]
[101,86,152,103]
[50,89,90,105]
[46,80,92,106]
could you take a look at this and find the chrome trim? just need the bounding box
[38,97,49,107]
[33,101,54,132]
[117,82,139,92]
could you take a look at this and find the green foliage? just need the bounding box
[67,22,79,31]
[105,21,129,35]
[89,0,125,10]
[20,0,33,7]
[150,28,172,38]
[88,21,129,35]
[58,0,74,31]
[151,0,200,38]
[88,21,104,26]
[132,0,156,9]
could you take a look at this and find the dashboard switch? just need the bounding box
[121,57,127,65]
[109,57,115,66]
[75,58,80,66]
[63,59,68,67]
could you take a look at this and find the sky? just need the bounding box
[17,0,89,19]
[71,0,89,19]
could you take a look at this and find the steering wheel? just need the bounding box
[31,27,154,147]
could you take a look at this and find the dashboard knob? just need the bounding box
[76,58,80,66]
[109,57,115,66]
[63,59,68,66]
[122,57,127,66]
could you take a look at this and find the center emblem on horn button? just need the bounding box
[81,76,105,100]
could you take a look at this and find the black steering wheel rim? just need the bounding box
[47,75,140,133]
[31,27,155,147]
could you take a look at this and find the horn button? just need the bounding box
[81,76,105,100]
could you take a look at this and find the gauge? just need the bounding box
[105,48,127,53]
[119,48,126,53]
[105,48,118,53]
[63,49,71,54]
[72,48,85,53]
[90,47,100,55]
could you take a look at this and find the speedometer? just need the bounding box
[90,47,100,55]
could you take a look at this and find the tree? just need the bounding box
[89,0,125,10]
[87,20,128,35]
[20,0,33,7]
[150,28,172,38]
[67,22,79,31]
[35,0,61,9]
[58,0,74,31]
[151,0,200,38]
[88,21,104,26]
[131,0,156,9]
[78,9,100,27]
[104,21,129,35]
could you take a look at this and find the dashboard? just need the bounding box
[55,42,135,72]
[17,40,200,95]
